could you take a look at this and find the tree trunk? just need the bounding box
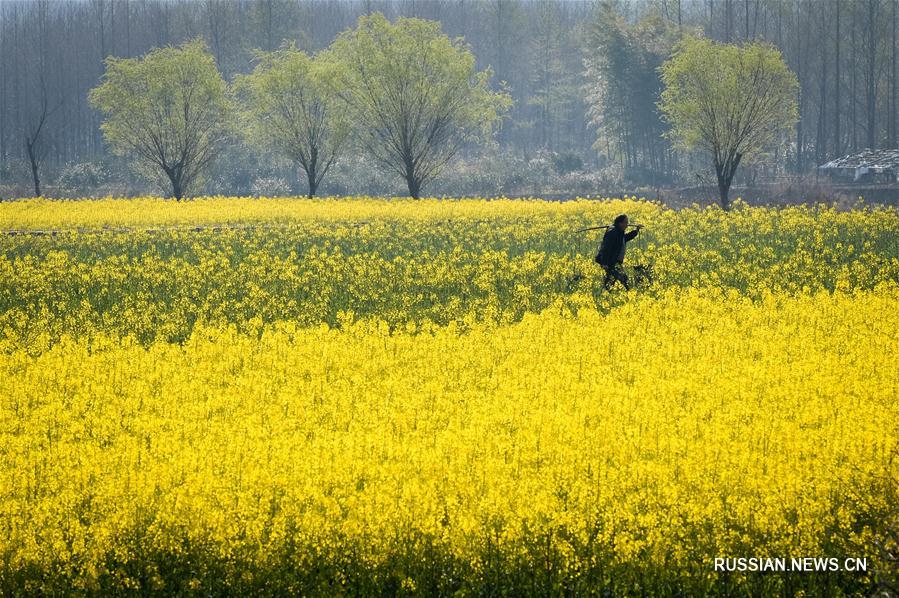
[714,153,742,211]
[166,169,182,200]
[744,0,749,40]
[25,140,40,197]
[795,3,804,172]
[892,0,897,147]
[300,156,320,198]
[852,3,858,152]
[835,1,841,156]
[817,4,828,164]
[403,153,422,198]
[406,176,422,199]
[307,171,317,199]
[867,0,877,149]
[725,0,732,42]
[716,173,730,211]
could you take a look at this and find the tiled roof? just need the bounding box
[819,149,899,170]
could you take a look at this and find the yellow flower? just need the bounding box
[0,196,895,593]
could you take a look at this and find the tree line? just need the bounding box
[85,12,794,207]
[0,0,588,198]
[89,15,510,199]
[586,0,899,186]
[0,0,892,198]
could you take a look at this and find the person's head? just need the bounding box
[614,214,629,230]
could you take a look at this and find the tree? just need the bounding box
[19,0,58,198]
[23,90,54,197]
[328,13,511,198]
[659,36,798,210]
[89,40,232,199]
[584,3,680,183]
[528,1,579,152]
[865,0,879,149]
[3,0,894,196]
[235,44,350,198]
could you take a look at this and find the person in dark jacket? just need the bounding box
[596,214,642,290]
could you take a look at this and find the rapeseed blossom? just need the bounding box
[0,197,896,594]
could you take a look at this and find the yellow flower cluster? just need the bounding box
[1,197,896,347]
[0,197,896,594]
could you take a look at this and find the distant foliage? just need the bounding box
[421,150,609,197]
[1,0,896,195]
[57,161,112,190]
[552,152,584,176]
[584,6,679,182]
[250,176,292,198]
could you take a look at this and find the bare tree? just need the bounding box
[867,0,879,149]
[835,0,841,156]
[23,89,55,197]
[20,0,58,197]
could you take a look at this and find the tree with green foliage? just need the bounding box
[584,3,680,183]
[235,44,350,198]
[89,40,232,200]
[659,36,798,210]
[328,13,511,198]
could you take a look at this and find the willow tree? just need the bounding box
[659,36,798,210]
[89,40,232,200]
[235,44,350,197]
[328,13,511,198]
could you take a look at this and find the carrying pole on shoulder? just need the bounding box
[574,223,642,234]
[574,225,609,234]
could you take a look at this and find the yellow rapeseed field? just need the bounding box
[0,197,897,594]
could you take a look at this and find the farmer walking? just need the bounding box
[596,214,642,290]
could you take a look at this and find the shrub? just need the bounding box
[250,177,292,197]
[552,151,585,176]
[58,161,112,191]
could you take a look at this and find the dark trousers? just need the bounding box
[602,263,629,290]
